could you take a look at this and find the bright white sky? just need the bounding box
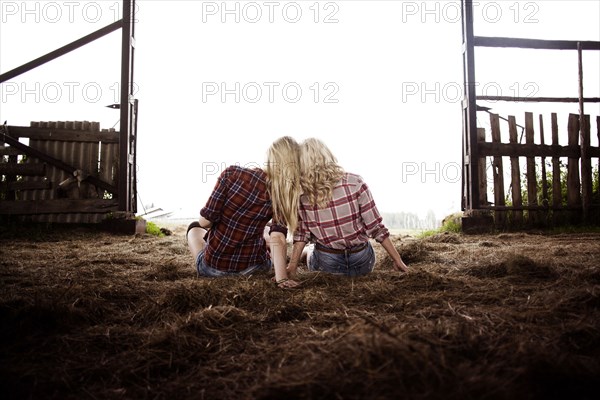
[1,0,599,221]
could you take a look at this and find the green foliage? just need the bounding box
[516,160,568,207]
[515,161,599,207]
[416,214,461,238]
[441,218,461,233]
[145,221,165,237]
[416,229,437,239]
[593,166,600,203]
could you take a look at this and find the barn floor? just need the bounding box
[0,225,599,399]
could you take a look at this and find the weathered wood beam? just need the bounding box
[477,96,600,103]
[0,163,45,176]
[6,126,119,143]
[477,143,596,158]
[0,20,123,83]
[508,116,523,225]
[0,199,119,215]
[490,113,506,225]
[1,180,51,191]
[474,36,600,51]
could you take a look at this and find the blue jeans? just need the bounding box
[196,250,272,277]
[308,242,375,277]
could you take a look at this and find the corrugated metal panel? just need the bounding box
[17,120,118,224]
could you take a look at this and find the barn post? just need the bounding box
[461,0,480,212]
[118,0,137,213]
[578,42,592,222]
[460,0,492,233]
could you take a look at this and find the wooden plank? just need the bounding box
[580,115,592,221]
[508,116,523,226]
[473,36,600,51]
[477,95,600,103]
[477,143,583,158]
[567,114,582,218]
[0,147,21,156]
[579,43,591,222]
[0,199,119,215]
[0,163,45,176]
[489,113,505,226]
[539,115,549,208]
[551,113,562,225]
[525,112,538,225]
[1,180,51,191]
[0,20,123,83]
[5,133,18,201]
[477,128,488,206]
[6,126,118,143]
[481,204,583,211]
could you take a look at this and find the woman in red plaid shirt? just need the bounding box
[287,138,409,277]
[186,136,301,289]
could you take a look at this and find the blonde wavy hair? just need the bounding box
[299,138,344,208]
[265,136,301,232]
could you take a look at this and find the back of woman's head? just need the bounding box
[300,138,344,208]
[266,136,301,232]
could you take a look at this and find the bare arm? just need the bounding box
[270,232,300,288]
[380,237,408,273]
[287,240,306,278]
[199,216,213,229]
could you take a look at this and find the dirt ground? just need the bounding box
[0,224,599,400]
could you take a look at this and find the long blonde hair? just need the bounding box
[299,138,344,208]
[265,136,301,232]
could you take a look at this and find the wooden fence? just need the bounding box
[1,121,120,223]
[477,112,600,227]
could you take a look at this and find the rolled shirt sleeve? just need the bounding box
[200,166,234,223]
[293,213,311,243]
[357,180,390,243]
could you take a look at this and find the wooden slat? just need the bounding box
[0,199,119,215]
[525,112,538,225]
[477,95,600,103]
[508,116,523,226]
[481,205,583,211]
[0,163,45,176]
[0,147,21,156]
[597,117,600,202]
[6,126,118,143]
[474,36,600,50]
[578,43,590,222]
[1,180,51,191]
[580,115,592,220]
[490,113,505,226]
[477,143,584,158]
[567,114,582,214]
[477,128,487,206]
[539,115,549,207]
[551,114,562,225]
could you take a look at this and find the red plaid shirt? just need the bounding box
[200,166,287,272]
[293,173,389,249]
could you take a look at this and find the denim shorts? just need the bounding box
[307,242,375,277]
[196,250,272,277]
